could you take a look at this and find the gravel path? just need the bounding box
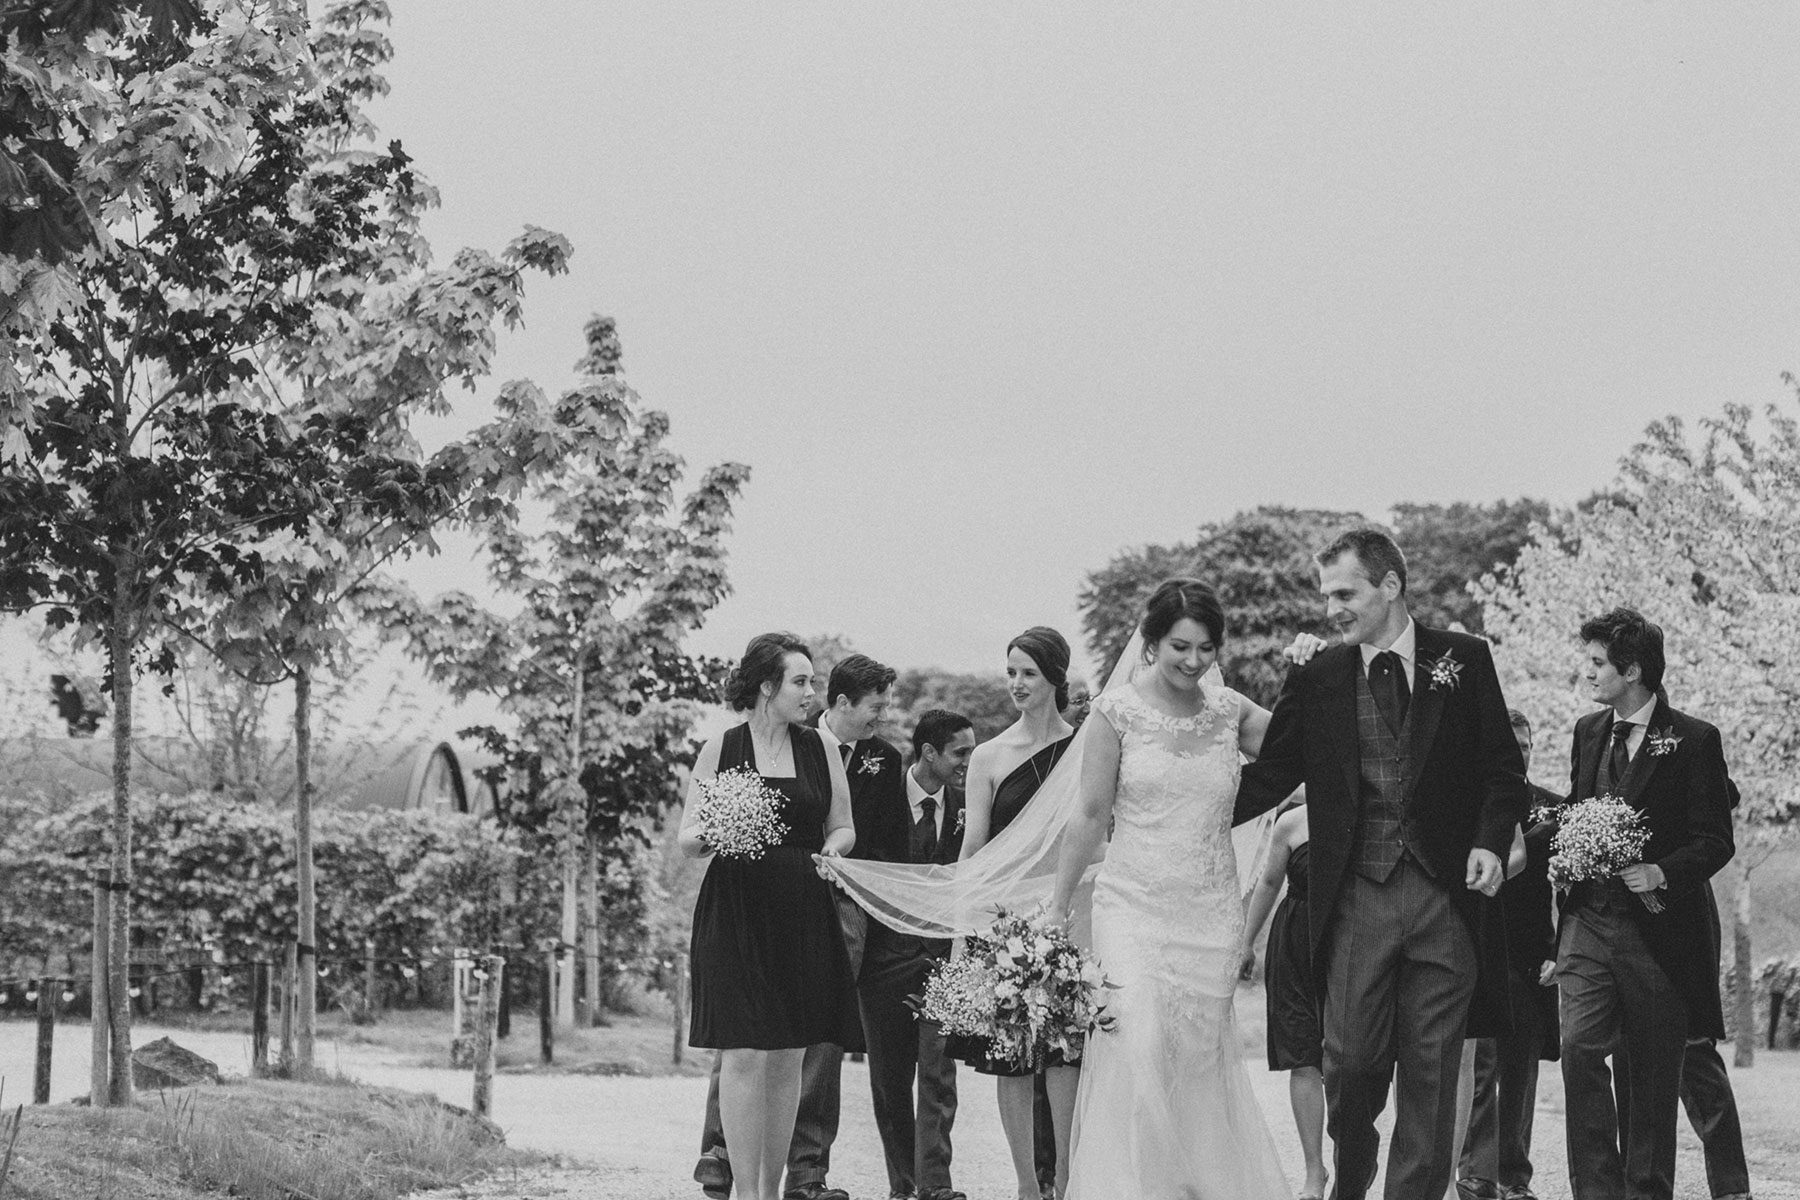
[5,1021,1796,1199]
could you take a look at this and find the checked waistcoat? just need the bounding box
[1351,661,1420,882]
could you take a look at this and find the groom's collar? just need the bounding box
[1359,616,1418,674]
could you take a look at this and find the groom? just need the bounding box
[1237,528,1529,1200]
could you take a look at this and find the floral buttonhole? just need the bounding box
[859,753,884,775]
[953,808,966,835]
[1425,651,1463,692]
[1645,726,1682,756]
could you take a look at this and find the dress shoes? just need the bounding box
[917,1189,967,1200]
[1500,1187,1539,1200]
[1456,1179,1502,1200]
[784,1184,851,1200]
[693,1151,731,1200]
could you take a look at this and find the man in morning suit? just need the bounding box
[694,654,904,1200]
[1458,708,1562,1200]
[1558,608,1734,1200]
[1235,528,1530,1200]
[858,708,976,1200]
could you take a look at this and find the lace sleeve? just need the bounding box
[1091,688,1131,734]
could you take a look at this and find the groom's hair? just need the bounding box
[828,653,897,709]
[912,709,974,759]
[1317,528,1407,594]
[1578,607,1665,692]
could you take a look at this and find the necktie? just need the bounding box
[1370,650,1410,732]
[838,741,852,767]
[1597,721,1633,795]
[914,797,939,864]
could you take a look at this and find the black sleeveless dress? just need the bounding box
[948,734,1076,1077]
[1265,839,1323,1071]
[688,722,859,1050]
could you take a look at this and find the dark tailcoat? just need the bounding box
[1236,626,1530,1027]
[1561,701,1735,1039]
[843,735,908,863]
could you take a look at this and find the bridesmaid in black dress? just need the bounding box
[1241,802,1331,1200]
[956,626,1079,1200]
[680,633,858,1200]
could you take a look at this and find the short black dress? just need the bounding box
[688,722,860,1050]
[947,734,1076,1077]
[1265,840,1323,1071]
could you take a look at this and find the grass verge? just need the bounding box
[0,1076,541,1200]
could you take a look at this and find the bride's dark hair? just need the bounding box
[1139,578,1226,657]
[1007,626,1071,711]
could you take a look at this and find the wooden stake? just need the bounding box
[538,950,554,1066]
[33,979,55,1104]
[90,878,109,1105]
[471,955,504,1119]
[251,962,270,1073]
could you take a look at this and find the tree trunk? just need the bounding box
[296,665,317,1070]
[1733,854,1754,1068]
[105,576,134,1106]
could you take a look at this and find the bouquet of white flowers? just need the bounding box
[1547,795,1661,912]
[694,767,789,860]
[919,907,1115,1069]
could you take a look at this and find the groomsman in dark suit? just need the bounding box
[858,708,976,1200]
[1557,608,1734,1200]
[1613,775,1753,1200]
[694,654,903,1200]
[1458,708,1562,1200]
[1235,528,1530,1200]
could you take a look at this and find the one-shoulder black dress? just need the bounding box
[1265,839,1323,1071]
[948,734,1076,1077]
[688,722,859,1050]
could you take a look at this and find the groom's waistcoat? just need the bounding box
[1352,661,1422,883]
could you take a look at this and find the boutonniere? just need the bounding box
[858,752,884,775]
[1424,650,1463,692]
[1645,726,1682,756]
[953,809,966,835]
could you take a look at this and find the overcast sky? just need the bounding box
[370,3,1800,689]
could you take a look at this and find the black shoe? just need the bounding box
[784,1185,851,1200]
[918,1189,967,1200]
[1457,1180,1501,1200]
[694,1151,731,1199]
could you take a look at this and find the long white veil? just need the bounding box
[825,634,1280,938]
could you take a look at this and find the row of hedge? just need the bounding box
[0,792,604,1011]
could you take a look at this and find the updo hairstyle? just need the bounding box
[1139,578,1226,661]
[722,632,812,712]
[1007,625,1071,711]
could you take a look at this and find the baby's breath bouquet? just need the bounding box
[922,907,1115,1070]
[1547,796,1661,912]
[694,767,789,860]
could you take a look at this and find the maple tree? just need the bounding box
[373,314,748,1027]
[1477,392,1800,1066]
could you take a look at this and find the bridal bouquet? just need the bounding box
[1547,795,1661,912]
[694,767,789,860]
[920,907,1115,1068]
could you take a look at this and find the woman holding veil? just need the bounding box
[827,580,1296,1198]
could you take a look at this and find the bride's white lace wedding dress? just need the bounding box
[1066,684,1291,1199]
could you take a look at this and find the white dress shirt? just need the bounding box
[906,766,945,840]
[1611,695,1659,761]
[1360,616,1418,680]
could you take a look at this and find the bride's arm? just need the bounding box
[1050,715,1121,925]
[1237,697,1274,759]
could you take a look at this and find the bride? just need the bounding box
[825,578,1295,1197]
[1048,578,1292,1197]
